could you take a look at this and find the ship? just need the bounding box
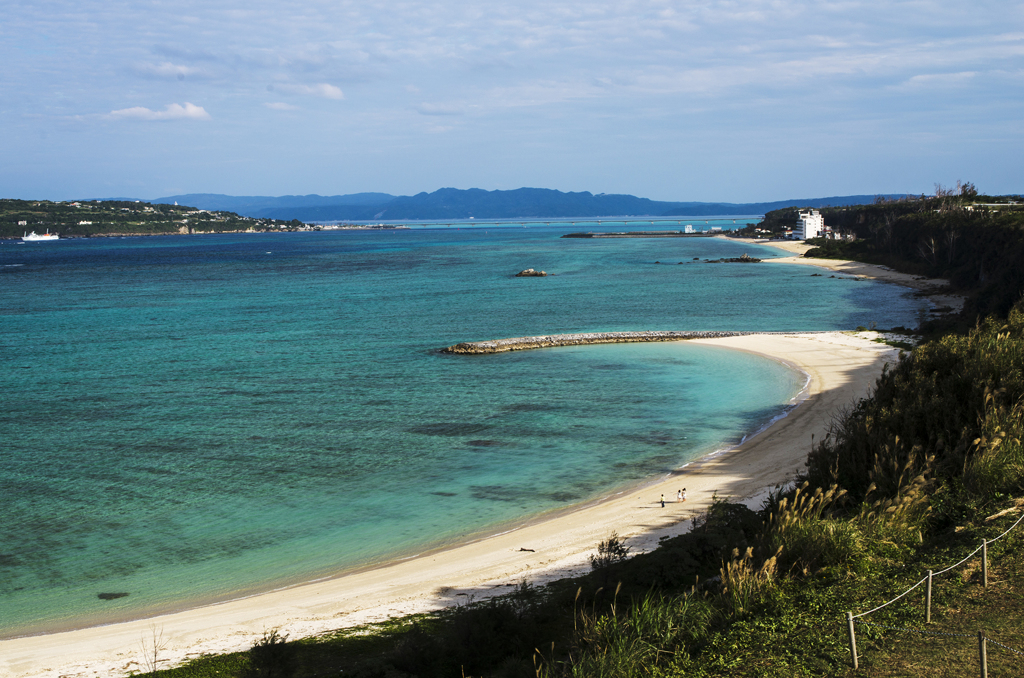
[22,230,59,241]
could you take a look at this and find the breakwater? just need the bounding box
[562,231,716,238]
[442,330,753,354]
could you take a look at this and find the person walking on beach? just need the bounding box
[682,488,687,502]
[676,490,682,503]
[660,493,665,508]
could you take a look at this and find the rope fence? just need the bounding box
[855,621,973,639]
[843,508,1024,674]
[852,624,1024,677]
[989,637,1024,659]
[932,542,986,577]
[850,577,927,619]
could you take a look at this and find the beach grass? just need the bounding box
[135,495,1023,678]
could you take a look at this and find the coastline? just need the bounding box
[1,331,900,678]
[727,236,966,313]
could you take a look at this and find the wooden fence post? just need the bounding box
[978,630,988,678]
[925,569,933,623]
[982,540,988,588]
[847,611,858,669]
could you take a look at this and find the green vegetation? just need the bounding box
[0,199,306,238]
[132,185,1024,676]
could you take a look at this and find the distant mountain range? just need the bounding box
[151,192,395,216]
[149,188,908,222]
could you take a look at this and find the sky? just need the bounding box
[2,0,1022,202]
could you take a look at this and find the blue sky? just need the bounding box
[3,0,1022,202]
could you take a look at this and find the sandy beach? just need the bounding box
[1,330,902,678]
[728,236,965,312]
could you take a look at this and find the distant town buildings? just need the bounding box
[793,210,824,239]
[783,209,855,241]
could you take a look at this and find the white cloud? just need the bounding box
[133,61,207,80]
[275,83,344,99]
[108,102,211,121]
[416,102,464,115]
[6,0,1024,199]
[898,71,978,89]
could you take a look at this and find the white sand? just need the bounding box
[0,331,902,678]
[727,237,965,312]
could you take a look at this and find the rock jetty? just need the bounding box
[562,232,714,238]
[515,268,547,277]
[442,330,751,354]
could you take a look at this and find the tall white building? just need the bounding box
[794,210,824,239]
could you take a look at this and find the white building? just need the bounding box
[793,210,824,239]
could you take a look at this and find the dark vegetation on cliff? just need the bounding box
[145,186,1024,677]
[754,185,1024,329]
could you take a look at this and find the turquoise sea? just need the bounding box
[0,222,928,637]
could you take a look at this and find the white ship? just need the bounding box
[22,230,59,241]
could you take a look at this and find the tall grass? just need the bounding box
[538,587,715,678]
[718,547,778,616]
[806,305,1024,511]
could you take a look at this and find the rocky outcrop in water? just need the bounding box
[515,268,547,277]
[706,253,762,263]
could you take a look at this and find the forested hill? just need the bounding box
[0,199,303,238]
[150,192,396,216]
[150,188,903,221]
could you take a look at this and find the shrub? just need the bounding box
[244,630,296,678]
[590,532,631,571]
[770,518,864,575]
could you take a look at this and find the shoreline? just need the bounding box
[726,236,966,313]
[1,331,900,678]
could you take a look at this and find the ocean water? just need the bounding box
[0,223,927,637]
